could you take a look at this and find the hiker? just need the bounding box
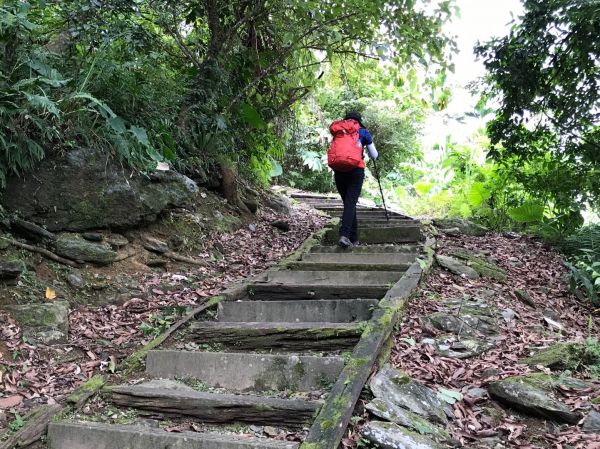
[327,111,378,248]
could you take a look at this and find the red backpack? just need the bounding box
[327,119,365,172]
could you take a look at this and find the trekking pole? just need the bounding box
[371,159,390,222]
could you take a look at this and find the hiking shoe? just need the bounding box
[338,236,353,248]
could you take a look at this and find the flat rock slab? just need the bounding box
[366,398,449,440]
[146,351,344,392]
[370,365,448,425]
[362,421,446,449]
[324,226,421,244]
[487,377,580,424]
[260,270,401,286]
[423,311,499,337]
[48,422,299,449]
[428,335,494,359]
[54,233,117,265]
[107,385,321,426]
[435,255,479,279]
[310,244,419,254]
[218,299,377,323]
[302,253,415,265]
[189,321,362,351]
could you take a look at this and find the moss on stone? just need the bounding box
[521,342,587,370]
[67,375,105,404]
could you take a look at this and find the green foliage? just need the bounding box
[9,413,25,432]
[476,0,600,227]
[139,305,191,338]
[563,225,600,305]
[0,0,456,190]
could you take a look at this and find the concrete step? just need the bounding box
[188,321,362,351]
[107,384,321,426]
[302,252,415,264]
[218,299,378,323]
[48,422,299,449]
[248,283,389,300]
[287,261,411,272]
[146,350,344,392]
[249,270,400,299]
[323,226,421,244]
[310,244,419,254]
[331,220,420,229]
[318,208,409,218]
[260,270,401,285]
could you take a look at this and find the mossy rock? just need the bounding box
[449,249,507,281]
[4,301,69,343]
[54,234,117,265]
[362,421,446,449]
[521,342,588,370]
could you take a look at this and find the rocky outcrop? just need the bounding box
[3,148,198,232]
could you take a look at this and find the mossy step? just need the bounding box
[323,226,421,244]
[248,283,389,300]
[188,321,363,351]
[146,351,345,392]
[309,244,419,254]
[260,270,402,285]
[218,299,378,323]
[105,384,321,426]
[302,252,416,264]
[287,261,410,272]
[48,422,299,449]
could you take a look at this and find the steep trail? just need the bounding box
[45,194,425,449]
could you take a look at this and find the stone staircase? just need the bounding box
[47,194,422,449]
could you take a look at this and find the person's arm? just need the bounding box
[359,128,378,160]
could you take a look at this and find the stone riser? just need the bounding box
[146,350,345,392]
[218,299,377,323]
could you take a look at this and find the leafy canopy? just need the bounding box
[476,0,600,227]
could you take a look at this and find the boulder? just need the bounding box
[433,218,488,236]
[435,255,480,279]
[583,410,600,433]
[0,261,23,285]
[487,377,580,424]
[366,398,449,440]
[5,301,69,344]
[370,365,448,425]
[141,236,169,254]
[3,148,198,232]
[243,197,259,214]
[54,234,117,265]
[265,194,292,216]
[362,421,446,449]
[271,220,290,232]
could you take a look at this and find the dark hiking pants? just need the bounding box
[334,168,365,243]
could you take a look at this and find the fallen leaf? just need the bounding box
[45,287,57,300]
[0,395,23,409]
